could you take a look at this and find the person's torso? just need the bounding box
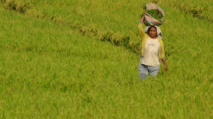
[141,38,161,66]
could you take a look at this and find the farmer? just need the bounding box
[138,11,168,80]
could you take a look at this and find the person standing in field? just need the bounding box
[138,11,168,80]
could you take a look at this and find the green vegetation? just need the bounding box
[143,3,163,21]
[0,0,213,118]
[146,9,163,20]
[0,7,139,118]
[151,0,213,21]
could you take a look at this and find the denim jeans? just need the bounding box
[138,64,160,80]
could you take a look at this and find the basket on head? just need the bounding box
[143,3,165,26]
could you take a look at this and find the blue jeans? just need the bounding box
[138,64,160,80]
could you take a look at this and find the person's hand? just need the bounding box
[161,59,168,72]
[143,10,147,15]
[164,65,168,71]
[140,10,147,22]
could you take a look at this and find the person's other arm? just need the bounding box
[162,58,168,71]
[159,40,168,71]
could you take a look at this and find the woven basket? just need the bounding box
[143,3,165,26]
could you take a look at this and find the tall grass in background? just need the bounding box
[0,0,212,118]
[153,0,213,21]
[1,0,213,53]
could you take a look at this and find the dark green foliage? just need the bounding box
[147,9,163,20]
[143,3,163,20]
[143,3,146,10]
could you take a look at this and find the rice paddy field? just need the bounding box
[0,0,212,118]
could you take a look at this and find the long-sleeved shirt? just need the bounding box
[138,23,165,66]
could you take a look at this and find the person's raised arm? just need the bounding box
[138,11,147,41]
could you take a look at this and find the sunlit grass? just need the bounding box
[0,0,212,118]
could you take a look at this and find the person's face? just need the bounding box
[149,27,157,38]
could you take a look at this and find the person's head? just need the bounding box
[148,26,157,38]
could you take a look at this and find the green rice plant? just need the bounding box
[3,0,30,13]
[0,0,213,118]
[150,0,213,22]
